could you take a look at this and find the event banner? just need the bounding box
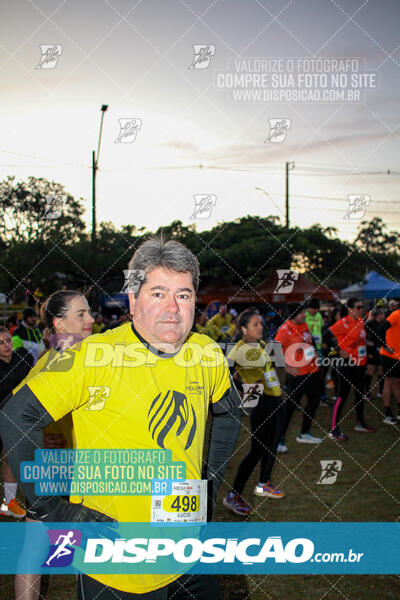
[0,522,398,575]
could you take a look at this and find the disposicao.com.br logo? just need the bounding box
[2,522,393,575]
[84,535,363,567]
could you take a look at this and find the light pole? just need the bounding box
[285,161,295,229]
[92,104,108,255]
[91,104,108,310]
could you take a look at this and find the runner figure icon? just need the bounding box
[317,460,342,484]
[275,270,299,294]
[45,531,77,566]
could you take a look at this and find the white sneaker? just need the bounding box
[383,415,398,425]
[277,443,288,454]
[296,432,322,444]
[0,498,26,518]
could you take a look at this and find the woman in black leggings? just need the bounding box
[322,307,341,400]
[223,309,286,516]
[328,298,376,441]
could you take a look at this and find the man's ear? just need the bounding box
[128,292,136,315]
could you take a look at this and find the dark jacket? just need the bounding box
[12,322,45,364]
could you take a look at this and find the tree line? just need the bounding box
[1,175,399,301]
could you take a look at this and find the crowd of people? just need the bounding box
[0,236,399,599]
[197,296,399,516]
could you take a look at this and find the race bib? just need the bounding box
[304,346,315,361]
[358,345,366,358]
[242,383,264,408]
[264,369,279,389]
[151,480,207,523]
[312,334,321,345]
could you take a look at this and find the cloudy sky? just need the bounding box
[1,0,399,241]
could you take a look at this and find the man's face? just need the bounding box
[308,308,318,316]
[219,304,227,317]
[26,315,36,327]
[0,331,12,361]
[349,302,364,318]
[129,267,195,349]
[293,310,306,324]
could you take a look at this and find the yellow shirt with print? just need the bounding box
[207,312,235,340]
[25,322,230,594]
[228,339,281,396]
[13,349,74,448]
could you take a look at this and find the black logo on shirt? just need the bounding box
[148,390,197,450]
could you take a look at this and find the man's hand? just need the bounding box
[286,365,300,376]
[26,496,116,523]
[339,349,349,359]
[44,433,66,449]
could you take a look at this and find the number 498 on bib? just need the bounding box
[151,480,207,523]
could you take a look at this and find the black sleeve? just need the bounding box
[0,384,54,502]
[0,349,34,402]
[0,385,115,523]
[367,321,387,348]
[203,381,242,519]
[322,327,338,350]
[228,365,244,396]
[15,347,35,371]
[380,320,392,343]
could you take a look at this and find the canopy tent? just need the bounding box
[340,281,365,298]
[101,292,129,309]
[196,278,242,304]
[197,272,338,305]
[341,271,400,299]
[364,270,400,299]
[231,271,338,304]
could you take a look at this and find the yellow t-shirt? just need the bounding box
[207,312,235,339]
[25,322,230,594]
[195,322,220,341]
[13,349,74,448]
[228,339,281,397]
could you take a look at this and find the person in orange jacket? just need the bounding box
[379,307,400,424]
[328,297,376,440]
[275,302,322,449]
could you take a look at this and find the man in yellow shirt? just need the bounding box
[195,311,220,341]
[0,236,241,599]
[207,304,236,340]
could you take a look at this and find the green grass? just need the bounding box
[213,379,400,599]
[1,378,399,598]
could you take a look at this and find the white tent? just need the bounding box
[340,281,364,298]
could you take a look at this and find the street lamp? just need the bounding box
[90,104,108,311]
[92,104,108,252]
[285,161,295,229]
